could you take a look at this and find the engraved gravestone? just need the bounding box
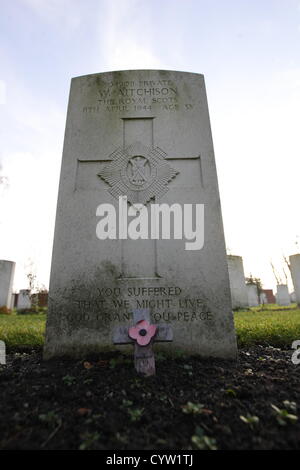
[290,254,300,305]
[227,255,248,309]
[17,289,32,310]
[0,260,15,309]
[276,284,290,306]
[44,70,237,359]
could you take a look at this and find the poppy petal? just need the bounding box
[137,333,151,346]
[137,319,149,329]
[128,326,139,339]
[148,324,157,338]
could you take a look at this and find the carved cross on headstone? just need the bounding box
[113,309,173,376]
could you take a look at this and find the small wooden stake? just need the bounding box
[134,342,155,376]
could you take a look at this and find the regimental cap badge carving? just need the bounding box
[98,142,179,205]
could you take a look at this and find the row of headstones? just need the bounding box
[0,260,48,310]
[0,260,15,309]
[41,70,300,363]
[227,255,300,308]
[10,290,32,310]
[1,256,300,311]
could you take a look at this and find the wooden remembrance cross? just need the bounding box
[113,309,173,376]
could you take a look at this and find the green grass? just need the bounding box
[1,307,300,350]
[234,306,300,348]
[0,313,46,349]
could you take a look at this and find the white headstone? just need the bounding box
[289,254,300,305]
[227,255,248,309]
[276,284,290,306]
[0,260,15,309]
[0,340,6,365]
[17,289,32,310]
[290,292,297,303]
[247,284,259,307]
[10,293,16,309]
[259,292,268,305]
[44,70,237,360]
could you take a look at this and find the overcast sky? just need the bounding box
[1,0,300,292]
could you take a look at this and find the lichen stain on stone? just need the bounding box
[98,260,120,279]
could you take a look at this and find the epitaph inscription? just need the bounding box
[68,285,214,324]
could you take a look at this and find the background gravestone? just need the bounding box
[247,284,259,307]
[276,284,290,306]
[16,289,32,310]
[44,70,237,359]
[227,255,248,309]
[259,292,268,305]
[289,254,300,305]
[0,260,15,309]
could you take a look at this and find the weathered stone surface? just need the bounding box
[260,292,268,305]
[290,254,300,305]
[0,260,15,309]
[0,340,5,365]
[247,284,259,307]
[276,284,290,306]
[227,255,248,309]
[17,289,31,310]
[44,70,237,360]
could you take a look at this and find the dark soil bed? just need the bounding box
[0,346,299,450]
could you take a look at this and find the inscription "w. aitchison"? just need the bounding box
[98,86,178,99]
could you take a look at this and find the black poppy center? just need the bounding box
[139,329,147,336]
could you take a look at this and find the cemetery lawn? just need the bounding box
[0,313,45,349]
[0,306,300,450]
[234,306,300,348]
[1,307,300,350]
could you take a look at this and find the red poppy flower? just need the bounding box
[128,319,157,346]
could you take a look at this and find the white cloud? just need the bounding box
[0,52,64,291]
[98,0,162,71]
[0,80,6,105]
[2,0,300,297]
[210,66,300,290]
[0,149,60,291]
[20,0,82,30]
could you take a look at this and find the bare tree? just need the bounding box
[283,268,288,285]
[283,254,291,273]
[27,272,37,293]
[245,274,263,299]
[270,261,281,285]
[25,259,37,303]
